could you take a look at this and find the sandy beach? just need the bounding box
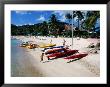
[11,36,100,77]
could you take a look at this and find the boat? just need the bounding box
[45,48,68,55]
[26,44,39,49]
[47,49,78,59]
[45,44,56,47]
[39,44,56,48]
[20,42,29,47]
[26,45,33,49]
[42,46,64,51]
[64,53,88,59]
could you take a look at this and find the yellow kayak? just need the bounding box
[39,44,56,48]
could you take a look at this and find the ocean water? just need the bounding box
[11,39,43,77]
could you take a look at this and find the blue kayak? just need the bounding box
[42,46,64,52]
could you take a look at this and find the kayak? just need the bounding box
[45,48,68,55]
[47,50,78,59]
[42,46,64,51]
[64,53,88,59]
[39,44,56,48]
[45,44,56,47]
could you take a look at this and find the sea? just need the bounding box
[11,39,42,77]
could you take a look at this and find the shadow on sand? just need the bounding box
[42,60,52,63]
[66,58,82,63]
[43,55,87,63]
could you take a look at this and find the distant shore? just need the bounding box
[11,35,100,77]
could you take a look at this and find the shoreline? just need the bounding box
[11,39,44,77]
[11,35,100,77]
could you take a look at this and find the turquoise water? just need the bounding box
[11,39,42,77]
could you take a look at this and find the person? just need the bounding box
[50,39,52,44]
[63,39,66,46]
[64,45,69,49]
[32,44,36,51]
[26,42,29,46]
[40,52,44,62]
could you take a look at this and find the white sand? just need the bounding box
[12,36,100,77]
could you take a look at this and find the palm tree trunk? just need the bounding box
[78,18,80,37]
[78,19,79,30]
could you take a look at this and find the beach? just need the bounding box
[11,36,100,77]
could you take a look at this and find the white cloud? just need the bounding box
[52,10,72,22]
[74,17,78,21]
[59,15,67,22]
[52,11,64,16]
[15,11,31,15]
[53,10,72,16]
[28,23,32,25]
[37,15,45,21]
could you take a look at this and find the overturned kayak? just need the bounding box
[64,53,88,59]
[47,50,78,59]
[45,48,68,55]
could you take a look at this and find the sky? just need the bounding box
[11,10,100,28]
[11,10,69,26]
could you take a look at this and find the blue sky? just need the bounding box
[11,10,100,28]
[11,10,69,26]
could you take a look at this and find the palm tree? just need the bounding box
[73,11,84,37]
[83,11,100,31]
[48,14,59,37]
[65,11,84,37]
[41,21,48,36]
[81,11,100,38]
[65,13,72,25]
[74,11,84,30]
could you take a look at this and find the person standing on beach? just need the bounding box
[40,52,44,62]
[63,39,66,46]
[40,49,50,62]
[50,39,52,44]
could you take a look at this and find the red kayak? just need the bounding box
[47,50,78,59]
[45,48,68,55]
[64,53,88,59]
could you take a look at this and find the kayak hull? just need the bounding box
[45,48,68,55]
[47,50,78,59]
[64,53,88,59]
[39,44,56,48]
[42,46,64,51]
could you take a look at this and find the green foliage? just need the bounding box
[11,11,100,38]
[83,11,100,31]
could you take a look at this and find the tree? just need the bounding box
[65,13,72,25]
[83,11,100,32]
[48,14,59,37]
[41,21,48,36]
[74,11,84,30]
[65,11,84,37]
[11,24,18,35]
